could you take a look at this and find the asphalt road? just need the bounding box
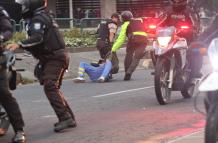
[0,69,205,143]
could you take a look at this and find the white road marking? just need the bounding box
[41,115,56,118]
[92,86,154,98]
[167,130,203,143]
[32,100,48,103]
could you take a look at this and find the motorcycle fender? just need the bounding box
[199,72,218,92]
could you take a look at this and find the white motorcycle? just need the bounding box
[198,38,218,143]
[153,26,195,105]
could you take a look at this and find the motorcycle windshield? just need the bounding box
[156,26,175,37]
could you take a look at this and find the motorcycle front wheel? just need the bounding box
[154,58,171,105]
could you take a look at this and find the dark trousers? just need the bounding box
[0,69,24,132]
[40,54,75,122]
[125,42,146,74]
[187,48,203,77]
[96,39,111,59]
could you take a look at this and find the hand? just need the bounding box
[5,44,20,51]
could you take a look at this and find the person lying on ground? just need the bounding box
[73,58,112,83]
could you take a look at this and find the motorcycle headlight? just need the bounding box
[157,37,172,48]
[208,38,218,71]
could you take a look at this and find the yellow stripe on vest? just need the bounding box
[133,31,148,37]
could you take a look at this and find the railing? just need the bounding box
[11,18,106,33]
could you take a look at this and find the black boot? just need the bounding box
[12,131,26,143]
[124,73,132,81]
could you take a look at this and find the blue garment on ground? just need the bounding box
[79,60,112,81]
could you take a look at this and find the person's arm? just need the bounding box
[111,22,129,52]
[108,23,117,43]
[18,19,45,49]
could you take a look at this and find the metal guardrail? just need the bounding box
[80,18,107,33]
[11,18,108,33]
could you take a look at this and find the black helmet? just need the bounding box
[121,11,133,22]
[111,13,120,19]
[15,0,45,18]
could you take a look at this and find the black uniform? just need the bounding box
[19,9,75,122]
[162,7,197,43]
[0,6,25,132]
[96,20,118,59]
[125,18,147,75]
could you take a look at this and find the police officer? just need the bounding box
[7,0,76,132]
[111,11,147,81]
[0,6,26,143]
[162,0,199,43]
[96,13,120,59]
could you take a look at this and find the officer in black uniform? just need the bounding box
[96,13,120,59]
[7,0,76,132]
[162,0,198,43]
[0,6,26,143]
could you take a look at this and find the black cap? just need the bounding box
[111,13,120,19]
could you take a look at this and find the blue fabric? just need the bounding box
[79,60,112,81]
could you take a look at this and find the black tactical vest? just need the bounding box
[97,20,117,41]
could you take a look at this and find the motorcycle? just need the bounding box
[198,38,218,143]
[153,26,195,105]
[0,50,23,136]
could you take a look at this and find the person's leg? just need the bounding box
[187,48,203,78]
[125,44,146,80]
[80,62,101,81]
[101,61,112,78]
[98,61,112,82]
[124,44,134,72]
[43,60,76,132]
[0,69,26,142]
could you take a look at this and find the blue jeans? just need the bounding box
[79,60,112,81]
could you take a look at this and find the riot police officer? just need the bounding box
[162,0,199,43]
[111,11,148,80]
[7,0,77,132]
[0,6,26,143]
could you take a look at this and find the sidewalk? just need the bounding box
[168,131,204,143]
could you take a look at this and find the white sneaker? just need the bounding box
[97,76,105,83]
[73,77,86,83]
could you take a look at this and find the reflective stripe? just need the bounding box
[78,71,84,75]
[79,68,85,71]
[133,31,148,37]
